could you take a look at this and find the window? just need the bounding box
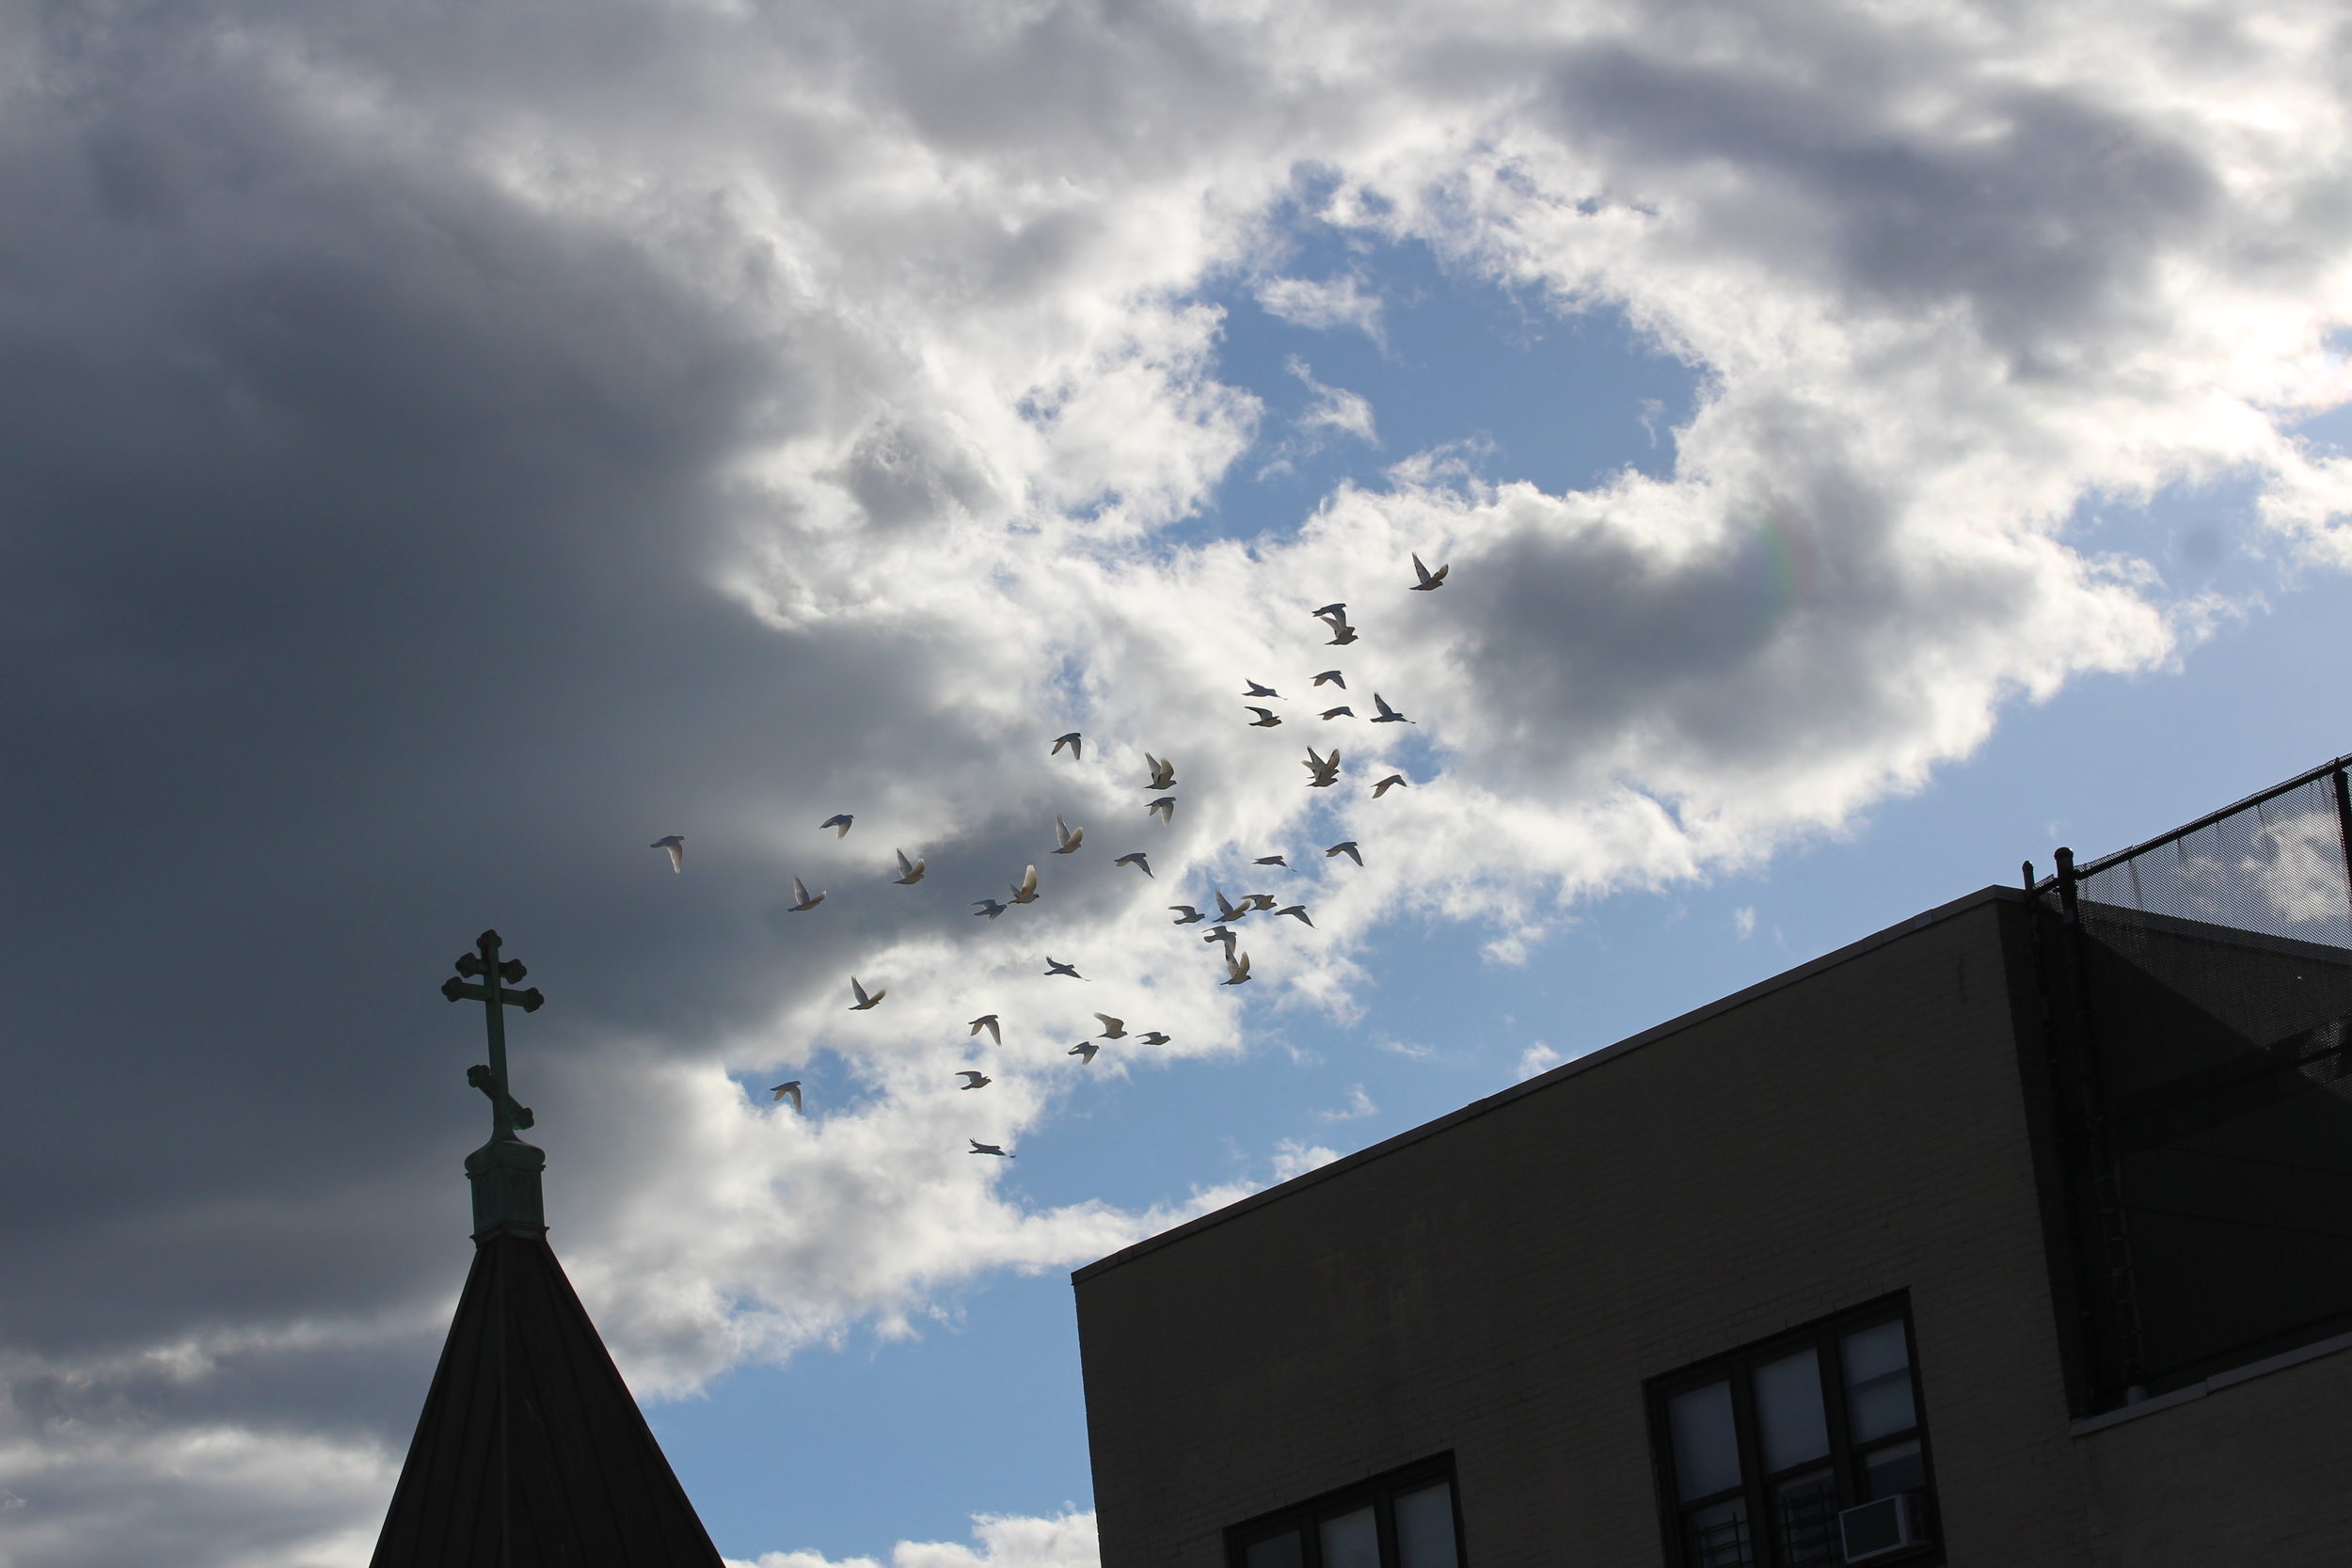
[1646,1298,1937,1567]
[1227,1457,1464,1568]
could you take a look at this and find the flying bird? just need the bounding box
[1136,1031,1171,1046]
[1320,706,1355,721]
[771,1081,803,1112]
[1246,707,1283,728]
[1370,692,1413,723]
[892,849,926,884]
[1222,951,1253,986]
[968,1014,1001,1045]
[1052,732,1083,760]
[1410,553,1450,591]
[1327,840,1363,866]
[1244,680,1282,698]
[1373,773,1409,798]
[1312,671,1346,689]
[1054,815,1085,855]
[973,898,1009,919]
[1254,855,1290,869]
[820,814,854,837]
[1326,623,1359,646]
[1147,797,1176,824]
[789,876,826,911]
[1168,904,1205,925]
[1043,957,1084,979]
[1303,747,1341,786]
[1114,851,1153,878]
[1093,1013,1127,1038]
[1314,605,1359,645]
[1069,1041,1100,1064]
[1275,904,1315,927]
[1144,752,1176,790]
[957,1070,993,1090]
[1212,890,1246,922]
[650,834,685,873]
[1009,864,1041,903]
[1245,894,1279,911]
[1203,926,1239,958]
[849,976,886,1010]
[1312,602,1347,620]
[969,1140,1012,1157]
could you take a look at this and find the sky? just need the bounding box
[0,2,2348,1565]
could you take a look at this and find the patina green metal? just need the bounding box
[440,928,551,1243]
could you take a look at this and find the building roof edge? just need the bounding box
[1072,883,2027,1287]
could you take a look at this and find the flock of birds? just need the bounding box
[650,552,1453,1159]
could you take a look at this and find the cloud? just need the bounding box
[0,0,2345,1560]
[1734,907,1756,940]
[1271,1140,1343,1181]
[1517,1043,1565,1082]
[733,1509,1099,1568]
[1254,273,1388,344]
[1313,1085,1378,1122]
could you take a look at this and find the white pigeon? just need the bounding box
[969,1140,1012,1157]
[1136,1031,1171,1046]
[893,848,926,884]
[1275,904,1314,927]
[1009,864,1041,903]
[1320,706,1355,721]
[1114,851,1152,878]
[1303,747,1341,786]
[819,814,855,837]
[1213,890,1246,922]
[789,876,826,911]
[1327,840,1363,866]
[1043,957,1083,979]
[1371,692,1413,723]
[1255,855,1289,869]
[1052,732,1083,759]
[1093,1013,1127,1038]
[968,1014,1002,1045]
[1168,904,1205,925]
[849,976,886,1010]
[1245,894,1279,911]
[1203,925,1239,957]
[1245,706,1283,728]
[1312,601,1347,621]
[974,898,1009,919]
[651,834,685,872]
[1373,773,1408,798]
[1054,815,1085,855]
[1410,552,1450,591]
[771,1080,803,1111]
[1146,797,1177,824]
[1069,1041,1100,1063]
[1222,951,1252,986]
[1312,671,1346,689]
[957,1070,993,1090]
[1244,680,1282,698]
[1144,752,1177,790]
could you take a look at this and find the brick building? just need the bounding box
[1073,760,2352,1568]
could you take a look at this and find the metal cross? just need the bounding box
[440,927,546,1140]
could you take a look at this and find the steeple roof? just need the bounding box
[369,1230,724,1568]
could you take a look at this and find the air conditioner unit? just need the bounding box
[1839,1494,1929,1561]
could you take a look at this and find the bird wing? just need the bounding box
[1430,562,1449,585]
[850,977,870,1006]
[1020,864,1038,894]
[1412,552,1431,584]
[792,875,811,903]
[896,848,914,874]
[666,843,684,872]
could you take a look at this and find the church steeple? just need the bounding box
[371,930,725,1568]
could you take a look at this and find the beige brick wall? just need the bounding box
[1078,891,2287,1568]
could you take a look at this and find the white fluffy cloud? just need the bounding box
[0,0,2347,1562]
[732,1510,1100,1568]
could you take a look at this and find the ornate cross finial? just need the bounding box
[440,928,545,1141]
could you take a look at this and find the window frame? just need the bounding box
[1224,1454,1466,1568]
[1645,1295,1941,1568]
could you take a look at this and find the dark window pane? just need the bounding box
[1244,1529,1303,1568]
[1771,1468,1840,1566]
[1839,1322,1916,1442]
[1683,1497,1754,1568]
[1751,1348,1829,1474]
[1393,1481,1458,1568]
[1860,1438,1927,1502]
[1319,1506,1378,1568]
[1669,1380,1743,1500]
